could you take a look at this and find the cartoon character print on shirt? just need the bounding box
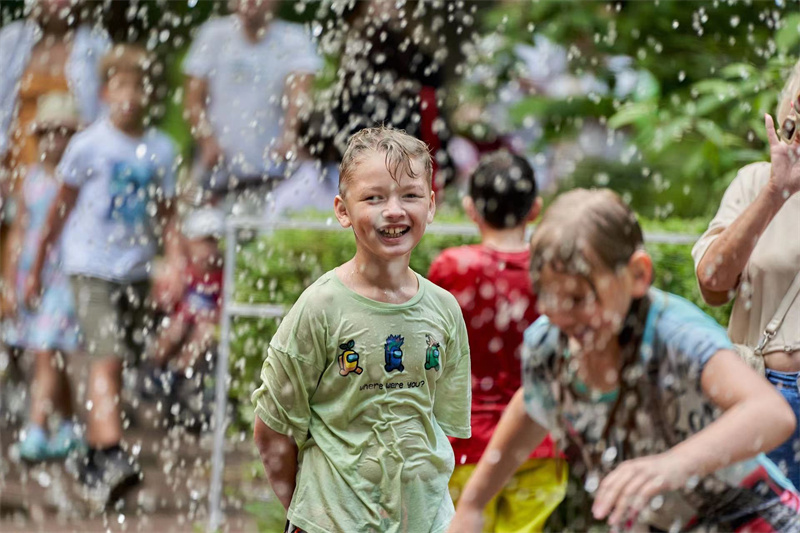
[424,334,441,371]
[384,334,404,373]
[108,160,155,227]
[338,340,363,377]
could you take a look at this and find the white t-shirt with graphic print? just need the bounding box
[59,118,177,282]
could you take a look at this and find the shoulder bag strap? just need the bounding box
[755,270,800,354]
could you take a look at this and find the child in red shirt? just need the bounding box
[142,206,223,418]
[429,152,565,532]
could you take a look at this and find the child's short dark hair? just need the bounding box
[469,151,538,229]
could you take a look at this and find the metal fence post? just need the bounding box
[207,219,237,533]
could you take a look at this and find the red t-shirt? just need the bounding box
[428,244,559,465]
[174,264,223,324]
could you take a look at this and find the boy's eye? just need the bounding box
[403,193,423,199]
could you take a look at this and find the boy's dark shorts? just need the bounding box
[70,275,152,362]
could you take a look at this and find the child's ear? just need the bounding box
[462,195,481,225]
[427,188,436,224]
[628,250,653,298]
[333,195,351,229]
[526,197,543,223]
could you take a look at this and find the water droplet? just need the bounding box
[585,472,600,493]
[601,446,618,465]
[36,471,52,488]
[651,494,664,510]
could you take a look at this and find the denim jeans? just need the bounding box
[766,369,800,488]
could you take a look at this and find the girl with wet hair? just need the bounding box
[449,189,800,532]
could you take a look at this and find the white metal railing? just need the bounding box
[206,216,701,532]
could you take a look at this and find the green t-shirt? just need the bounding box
[252,269,472,533]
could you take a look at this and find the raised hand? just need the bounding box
[765,113,800,199]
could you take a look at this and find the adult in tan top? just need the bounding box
[692,61,800,485]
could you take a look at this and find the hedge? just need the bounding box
[228,219,731,432]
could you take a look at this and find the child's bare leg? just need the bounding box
[151,315,189,368]
[29,349,60,428]
[51,350,75,420]
[86,356,123,448]
[175,320,216,371]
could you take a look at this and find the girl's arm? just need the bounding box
[25,183,79,307]
[593,349,795,526]
[253,416,299,511]
[1,190,26,316]
[448,388,549,533]
[673,348,794,473]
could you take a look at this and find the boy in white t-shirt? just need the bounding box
[252,127,472,533]
[26,44,181,505]
[183,0,322,208]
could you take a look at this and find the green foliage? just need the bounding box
[461,1,798,218]
[229,218,729,431]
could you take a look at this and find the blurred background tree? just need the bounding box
[456,0,800,218]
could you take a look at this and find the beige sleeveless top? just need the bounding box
[692,162,800,354]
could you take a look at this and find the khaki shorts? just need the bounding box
[70,276,152,362]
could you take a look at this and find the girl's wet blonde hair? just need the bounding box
[338,126,432,196]
[529,188,644,289]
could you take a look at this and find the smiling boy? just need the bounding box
[252,127,471,533]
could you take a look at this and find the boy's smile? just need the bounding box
[335,151,435,263]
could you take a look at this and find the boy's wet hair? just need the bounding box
[529,188,644,288]
[469,150,538,229]
[98,44,151,86]
[338,126,432,195]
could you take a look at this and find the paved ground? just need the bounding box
[0,375,276,533]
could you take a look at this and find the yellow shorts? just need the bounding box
[449,458,567,533]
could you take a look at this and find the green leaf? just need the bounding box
[695,119,745,148]
[776,13,800,53]
[607,102,657,129]
[719,62,757,80]
[692,79,738,98]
